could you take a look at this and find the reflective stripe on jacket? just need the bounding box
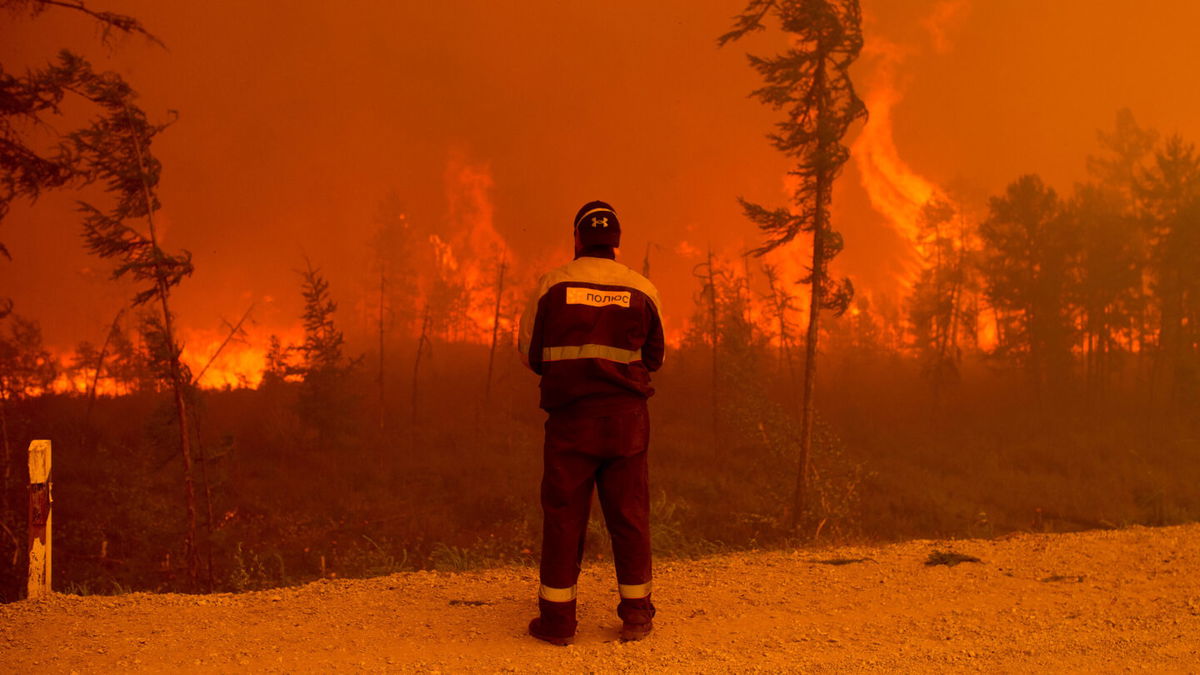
[518,256,665,411]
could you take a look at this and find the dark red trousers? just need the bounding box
[539,401,652,600]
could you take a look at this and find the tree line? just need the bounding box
[909,109,1200,414]
[680,108,1200,424]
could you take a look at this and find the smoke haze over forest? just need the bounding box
[5,0,1200,382]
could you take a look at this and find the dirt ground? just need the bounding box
[2,523,1199,673]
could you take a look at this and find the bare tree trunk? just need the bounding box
[793,183,825,530]
[190,405,217,592]
[183,304,252,593]
[377,269,386,430]
[484,256,507,402]
[992,305,1005,355]
[932,218,948,400]
[706,246,720,450]
[411,303,431,430]
[780,313,797,392]
[191,304,254,387]
[85,307,125,428]
[0,399,9,528]
[765,265,797,396]
[160,294,199,586]
[791,62,829,531]
[741,253,753,325]
[940,213,968,407]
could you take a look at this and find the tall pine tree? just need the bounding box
[720,0,867,527]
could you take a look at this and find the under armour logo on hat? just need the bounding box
[574,200,621,248]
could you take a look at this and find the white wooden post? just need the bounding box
[27,440,51,599]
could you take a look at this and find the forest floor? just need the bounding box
[2,524,1198,673]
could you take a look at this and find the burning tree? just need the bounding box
[720,0,867,528]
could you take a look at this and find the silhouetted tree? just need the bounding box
[409,234,468,433]
[907,197,977,400]
[72,315,149,395]
[424,235,470,341]
[1087,110,1158,372]
[368,193,414,429]
[1138,135,1200,407]
[259,334,289,390]
[720,0,867,527]
[410,302,431,431]
[105,315,152,393]
[483,253,508,402]
[0,0,159,45]
[978,175,1077,395]
[0,315,56,540]
[685,252,767,449]
[72,306,126,424]
[689,246,727,446]
[1088,109,1159,213]
[291,260,360,446]
[67,56,202,585]
[1065,184,1141,401]
[761,263,798,389]
[0,0,159,314]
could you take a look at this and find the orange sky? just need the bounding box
[4,0,1200,380]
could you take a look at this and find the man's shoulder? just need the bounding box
[548,258,660,310]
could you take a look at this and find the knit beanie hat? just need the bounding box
[573,200,621,248]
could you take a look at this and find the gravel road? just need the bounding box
[2,524,1198,672]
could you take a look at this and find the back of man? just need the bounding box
[518,200,664,645]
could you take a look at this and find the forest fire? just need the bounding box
[4,2,1200,669]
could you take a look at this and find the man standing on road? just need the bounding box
[518,200,665,645]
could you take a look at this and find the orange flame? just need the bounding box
[852,3,970,281]
[180,325,304,390]
[851,42,940,261]
[440,152,517,344]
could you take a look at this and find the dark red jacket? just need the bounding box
[518,256,665,413]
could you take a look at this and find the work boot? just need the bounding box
[528,598,577,646]
[617,595,655,642]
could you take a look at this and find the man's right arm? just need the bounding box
[517,280,545,374]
